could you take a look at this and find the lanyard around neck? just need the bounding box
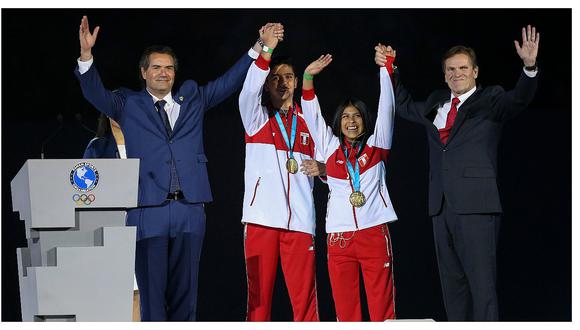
[343,143,362,192]
[274,109,297,158]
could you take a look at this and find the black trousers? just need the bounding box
[432,199,501,321]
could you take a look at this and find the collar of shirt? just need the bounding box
[449,86,477,110]
[342,137,362,163]
[147,91,180,129]
[279,108,291,117]
[148,91,174,111]
[269,102,294,118]
[433,86,477,129]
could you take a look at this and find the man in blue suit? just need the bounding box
[75,16,283,321]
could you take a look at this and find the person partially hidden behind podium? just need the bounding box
[83,113,123,159]
[75,16,267,321]
[83,113,143,321]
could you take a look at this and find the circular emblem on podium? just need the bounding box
[70,162,99,192]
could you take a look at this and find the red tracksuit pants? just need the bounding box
[327,223,396,321]
[244,223,319,321]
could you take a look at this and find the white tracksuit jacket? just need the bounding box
[300,67,398,233]
[238,56,321,235]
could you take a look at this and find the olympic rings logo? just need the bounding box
[72,194,96,205]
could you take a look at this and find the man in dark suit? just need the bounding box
[75,16,281,321]
[375,25,540,320]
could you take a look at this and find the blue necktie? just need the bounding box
[155,100,180,193]
[155,100,172,136]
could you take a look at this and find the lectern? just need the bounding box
[11,159,139,321]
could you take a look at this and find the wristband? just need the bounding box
[303,72,314,81]
[262,45,274,54]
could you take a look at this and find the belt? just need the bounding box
[166,190,184,200]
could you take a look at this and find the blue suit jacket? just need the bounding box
[75,52,253,207]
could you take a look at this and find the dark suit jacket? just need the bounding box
[394,70,538,216]
[75,52,253,207]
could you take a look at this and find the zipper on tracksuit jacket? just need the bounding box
[379,182,388,208]
[250,177,261,206]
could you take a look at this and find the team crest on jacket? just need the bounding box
[300,132,310,145]
[358,153,369,167]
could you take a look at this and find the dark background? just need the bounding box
[1,9,571,321]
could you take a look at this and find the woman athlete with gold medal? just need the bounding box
[300,44,399,321]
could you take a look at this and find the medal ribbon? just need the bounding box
[275,108,297,159]
[343,144,362,192]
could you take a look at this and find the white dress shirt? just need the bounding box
[433,67,538,129]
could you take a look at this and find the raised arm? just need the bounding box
[301,54,332,91]
[79,15,99,62]
[368,44,396,149]
[300,54,337,161]
[75,16,124,122]
[258,23,283,62]
[375,43,426,125]
[238,23,283,135]
[491,25,540,121]
[201,23,284,111]
[301,55,334,175]
[514,24,540,68]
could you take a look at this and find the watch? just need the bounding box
[524,63,538,71]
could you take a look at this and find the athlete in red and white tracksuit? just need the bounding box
[238,39,321,320]
[301,58,397,321]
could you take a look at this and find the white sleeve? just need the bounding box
[238,62,270,135]
[301,94,339,162]
[522,67,538,78]
[77,57,94,75]
[367,67,395,149]
[314,146,326,163]
[247,48,259,60]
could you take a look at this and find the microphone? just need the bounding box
[75,113,96,135]
[40,114,64,159]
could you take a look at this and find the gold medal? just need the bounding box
[286,158,299,174]
[349,191,366,208]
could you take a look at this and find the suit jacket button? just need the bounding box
[169,140,173,144]
[443,147,447,152]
